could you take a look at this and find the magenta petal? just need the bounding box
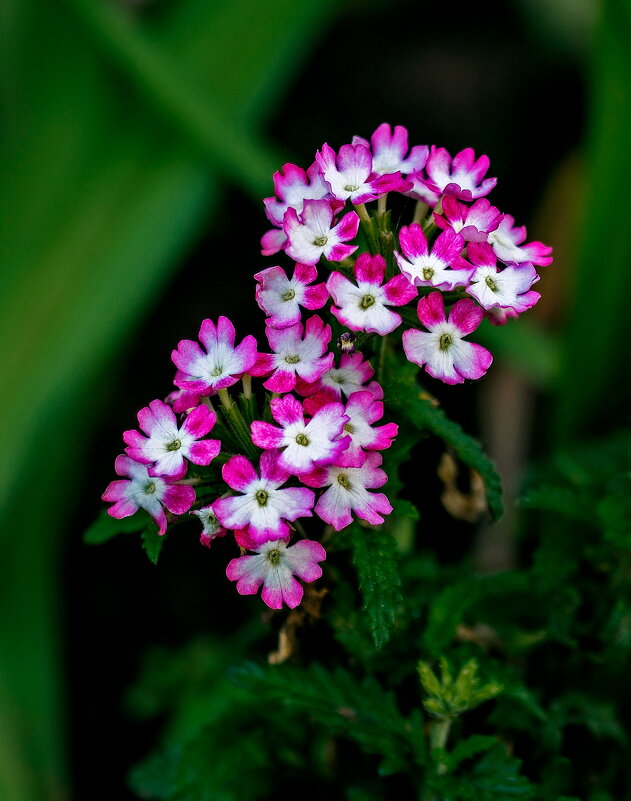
[333,210,360,241]
[399,223,428,260]
[449,298,484,334]
[417,292,446,328]
[355,253,386,284]
[270,394,304,427]
[188,439,221,465]
[264,370,297,393]
[162,484,195,516]
[259,449,290,485]
[181,404,216,438]
[102,479,132,504]
[383,274,417,305]
[222,455,257,491]
[251,421,284,449]
[198,318,219,350]
[303,282,329,309]
[249,353,275,377]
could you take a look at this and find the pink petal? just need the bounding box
[162,484,195,515]
[355,253,386,285]
[181,404,216,438]
[383,274,417,306]
[449,299,484,335]
[270,394,304,427]
[187,439,221,465]
[222,455,257,491]
[417,292,446,329]
[251,421,284,449]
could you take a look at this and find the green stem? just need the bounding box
[377,193,388,216]
[355,203,371,224]
[413,200,428,225]
[218,387,258,459]
[429,718,451,776]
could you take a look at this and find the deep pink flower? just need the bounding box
[487,214,553,266]
[434,197,502,243]
[191,502,227,547]
[402,292,492,385]
[172,317,258,395]
[336,391,398,468]
[123,399,220,479]
[254,263,328,329]
[226,537,326,610]
[466,242,540,314]
[250,315,334,393]
[395,225,473,290]
[165,389,203,414]
[264,161,332,227]
[327,253,417,336]
[301,452,392,531]
[423,146,497,201]
[251,394,349,475]
[316,143,410,205]
[353,123,428,176]
[102,455,195,535]
[283,199,360,266]
[214,451,315,545]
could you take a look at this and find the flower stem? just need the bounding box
[217,387,258,459]
[429,718,451,775]
[377,193,388,216]
[413,200,428,225]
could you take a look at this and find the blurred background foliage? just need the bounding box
[0,0,629,799]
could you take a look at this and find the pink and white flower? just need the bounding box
[165,389,203,415]
[172,316,258,395]
[254,263,328,329]
[316,143,410,205]
[402,292,493,385]
[423,146,497,201]
[353,123,429,176]
[487,214,553,266]
[226,537,326,610]
[123,399,220,479]
[296,352,382,407]
[337,391,398,467]
[261,161,336,257]
[191,502,227,547]
[434,197,502,243]
[251,394,350,475]
[102,455,195,535]
[466,242,540,314]
[283,199,359,266]
[395,225,473,290]
[301,452,392,531]
[251,315,334,393]
[214,451,315,545]
[327,253,417,335]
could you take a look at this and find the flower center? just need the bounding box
[343,423,354,434]
[422,267,434,281]
[337,473,351,489]
[267,548,282,566]
[144,481,156,495]
[281,288,296,301]
[255,489,269,506]
[485,275,498,292]
[166,439,181,452]
[210,365,223,377]
[285,354,301,364]
[206,513,218,527]
[313,235,328,247]
[439,333,453,351]
[295,433,310,446]
[344,184,359,192]
[359,294,375,309]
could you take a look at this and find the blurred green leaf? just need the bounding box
[84,510,150,545]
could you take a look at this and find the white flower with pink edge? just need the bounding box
[423,146,497,201]
[250,315,334,393]
[352,123,429,176]
[172,316,258,395]
[254,263,328,329]
[466,243,540,314]
[487,214,553,267]
[191,502,227,547]
[395,225,473,291]
[251,394,350,475]
[226,537,326,610]
[214,451,315,545]
[316,142,410,205]
[102,455,195,535]
[123,399,220,479]
[327,253,417,336]
[301,452,392,531]
[403,292,492,385]
[283,199,359,266]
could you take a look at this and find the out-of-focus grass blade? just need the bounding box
[554,1,631,439]
[0,0,338,798]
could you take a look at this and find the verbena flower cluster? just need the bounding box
[102,123,552,610]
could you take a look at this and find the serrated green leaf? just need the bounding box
[446,735,498,772]
[350,525,403,648]
[83,509,150,544]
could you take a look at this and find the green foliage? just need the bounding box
[83,510,150,544]
[350,524,403,649]
[383,353,503,520]
[419,658,503,720]
[430,745,536,800]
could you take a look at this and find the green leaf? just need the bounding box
[141,524,166,566]
[383,356,503,521]
[232,662,414,775]
[431,745,536,800]
[83,510,150,544]
[350,525,403,648]
[446,735,499,772]
[423,581,481,658]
